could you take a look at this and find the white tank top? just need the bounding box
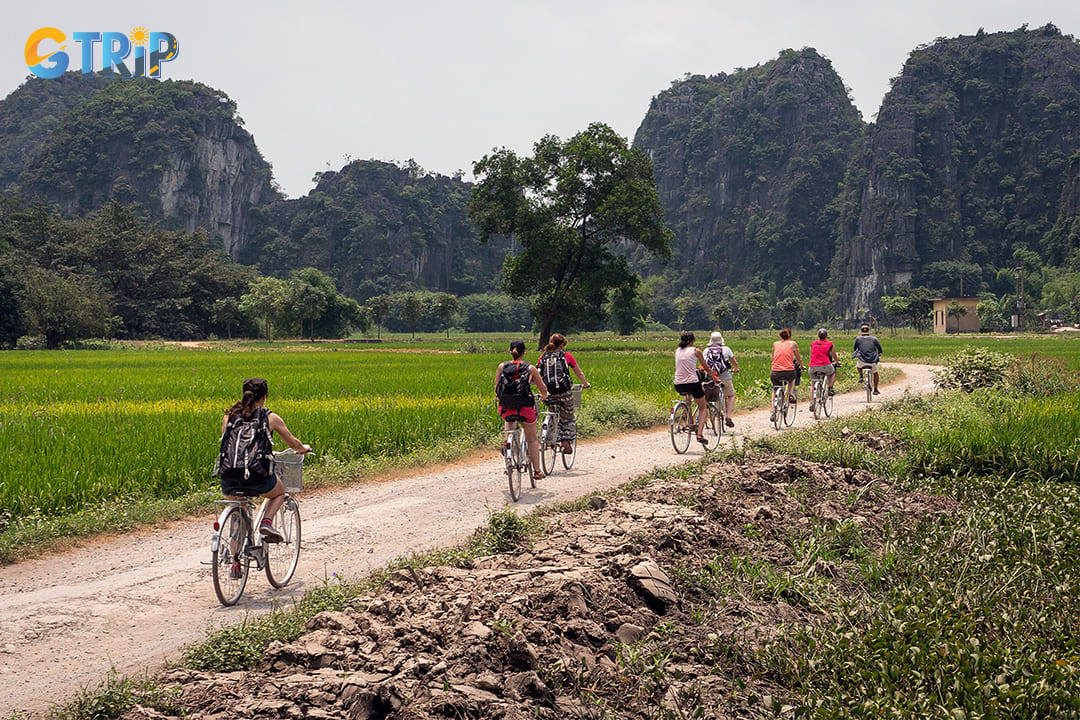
[674,346,698,384]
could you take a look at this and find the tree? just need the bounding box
[469,122,672,348]
[738,293,768,332]
[398,292,425,338]
[240,277,289,342]
[16,265,108,348]
[897,286,938,333]
[211,297,242,339]
[946,300,968,334]
[431,293,460,338]
[366,295,392,339]
[605,277,649,335]
[287,277,327,341]
[776,296,804,328]
[880,295,910,334]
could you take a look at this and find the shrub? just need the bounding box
[578,393,665,436]
[931,346,1012,391]
[15,335,46,350]
[1007,353,1077,397]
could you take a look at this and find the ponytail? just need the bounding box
[544,333,567,353]
[226,378,268,420]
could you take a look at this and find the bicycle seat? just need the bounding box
[223,488,261,499]
[504,414,528,422]
[811,371,827,378]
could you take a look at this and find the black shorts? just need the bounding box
[770,370,796,386]
[220,471,277,496]
[674,381,704,399]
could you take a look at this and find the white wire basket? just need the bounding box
[274,451,305,493]
[571,384,583,409]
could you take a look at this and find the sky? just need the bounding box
[3,1,1079,199]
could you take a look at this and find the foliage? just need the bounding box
[632,48,863,298]
[932,345,1013,391]
[0,201,253,343]
[469,122,673,346]
[242,159,508,299]
[47,670,184,720]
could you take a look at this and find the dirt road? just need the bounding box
[0,363,936,717]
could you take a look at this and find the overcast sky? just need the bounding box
[3,1,1078,198]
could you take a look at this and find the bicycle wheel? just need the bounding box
[540,414,558,477]
[507,431,523,501]
[562,435,577,469]
[783,391,797,427]
[772,390,783,431]
[865,370,873,402]
[823,386,835,417]
[212,505,250,606]
[265,495,302,588]
[811,382,821,420]
[702,403,723,451]
[670,402,691,454]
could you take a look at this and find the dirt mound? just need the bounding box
[130,451,957,719]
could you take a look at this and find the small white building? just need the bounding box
[932,297,980,334]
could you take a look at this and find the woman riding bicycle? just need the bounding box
[770,329,802,422]
[218,378,310,543]
[809,328,840,396]
[495,340,550,478]
[537,333,590,455]
[673,332,719,446]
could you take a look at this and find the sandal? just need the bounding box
[533,471,546,480]
[696,434,708,445]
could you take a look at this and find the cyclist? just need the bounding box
[537,333,590,454]
[674,331,719,445]
[495,339,550,478]
[852,324,884,395]
[702,331,738,428]
[218,378,310,546]
[770,328,802,422]
[809,328,840,396]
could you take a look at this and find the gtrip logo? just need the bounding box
[25,27,179,79]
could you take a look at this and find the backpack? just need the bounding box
[703,345,731,375]
[215,408,275,481]
[538,350,572,394]
[496,361,535,409]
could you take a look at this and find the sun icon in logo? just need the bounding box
[129,26,149,46]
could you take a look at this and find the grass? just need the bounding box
[26,338,1080,720]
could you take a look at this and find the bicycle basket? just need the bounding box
[571,384,583,409]
[274,452,304,493]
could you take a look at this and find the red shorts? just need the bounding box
[499,405,537,423]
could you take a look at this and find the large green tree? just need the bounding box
[469,122,673,347]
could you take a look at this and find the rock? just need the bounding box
[628,560,678,610]
[463,621,492,639]
[615,623,644,644]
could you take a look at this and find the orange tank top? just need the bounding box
[771,340,796,371]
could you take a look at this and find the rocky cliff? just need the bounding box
[242,160,510,298]
[838,25,1080,318]
[10,77,277,257]
[632,48,864,293]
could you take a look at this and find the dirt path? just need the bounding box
[0,363,936,717]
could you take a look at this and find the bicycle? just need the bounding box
[771,383,797,430]
[539,384,582,476]
[210,449,307,607]
[861,365,874,402]
[808,367,836,420]
[503,412,535,502]
[670,387,722,454]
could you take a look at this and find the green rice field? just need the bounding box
[2,330,1079,533]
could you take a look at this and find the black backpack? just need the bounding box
[538,350,572,394]
[496,361,534,409]
[215,408,275,481]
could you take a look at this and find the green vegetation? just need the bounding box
[469,122,673,345]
